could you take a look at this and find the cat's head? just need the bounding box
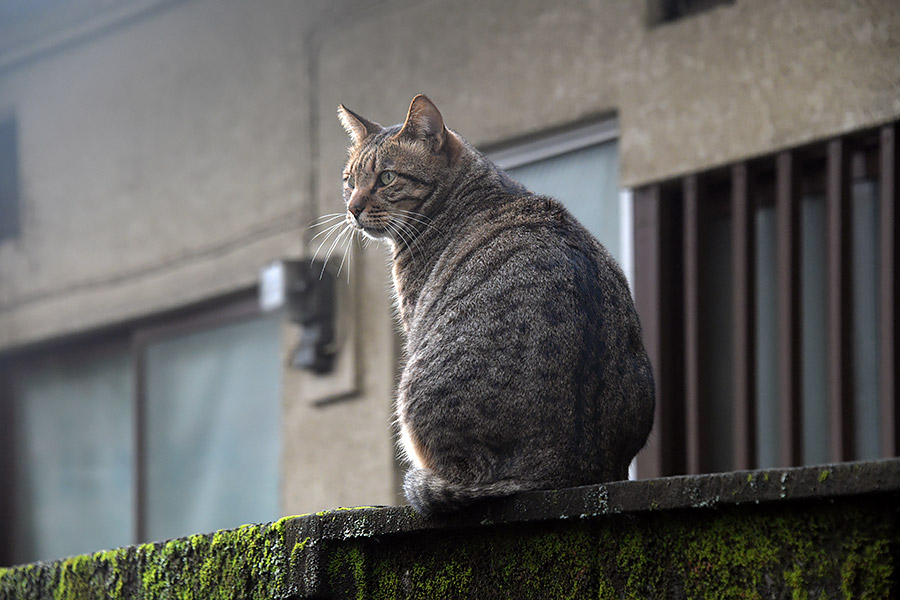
[336,95,462,243]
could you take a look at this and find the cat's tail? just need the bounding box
[403,467,530,517]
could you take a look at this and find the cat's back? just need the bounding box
[413,191,627,339]
[405,189,652,484]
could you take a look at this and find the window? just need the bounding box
[633,123,899,478]
[12,349,135,561]
[647,0,734,25]
[0,117,20,242]
[3,297,283,564]
[142,315,282,542]
[489,119,627,275]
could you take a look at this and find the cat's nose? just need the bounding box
[348,202,364,219]
[348,190,366,220]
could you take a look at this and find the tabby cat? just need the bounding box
[334,95,655,516]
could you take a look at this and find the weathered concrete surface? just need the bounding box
[2,459,898,599]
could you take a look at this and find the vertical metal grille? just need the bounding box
[730,163,756,470]
[879,125,899,457]
[826,139,855,462]
[633,122,898,477]
[775,151,803,467]
[682,175,704,474]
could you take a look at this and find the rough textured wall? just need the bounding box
[1,461,897,599]
[0,0,312,348]
[316,0,900,191]
[280,244,400,514]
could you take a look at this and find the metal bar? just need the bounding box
[776,151,803,466]
[731,163,756,470]
[0,365,16,564]
[133,341,147,544]
[826,139,855,462]
[880,124,899,457]
[632,185,664,479]
[683,175,704,474]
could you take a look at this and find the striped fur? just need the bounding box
[335,95,655,516]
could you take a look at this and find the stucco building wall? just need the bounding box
[0,0,897,514]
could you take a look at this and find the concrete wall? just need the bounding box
[0,0,311,348]
[1,0,898,515]
[316,0,900,190]
[2,460,898,598]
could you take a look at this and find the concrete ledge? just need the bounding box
[2,459,898,598]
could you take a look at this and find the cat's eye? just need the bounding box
[345,174,355,189]
[380,170,397,186]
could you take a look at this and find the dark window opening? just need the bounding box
[648,0,735,25]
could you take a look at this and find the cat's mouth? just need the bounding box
[349,214,390,240]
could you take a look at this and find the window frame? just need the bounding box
[487,118,632,286]
[489,119,618,171]
[0,289,271,564]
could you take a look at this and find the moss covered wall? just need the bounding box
[1,460,898,599]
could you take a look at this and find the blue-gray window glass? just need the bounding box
[754,196,832,468]
[13,352,134,563]
[144,315,282,541]
[754,204,780,468]
[851,179,881,460]
[505,140,622,265]
[800,195,830,466]
[754,180,880,468]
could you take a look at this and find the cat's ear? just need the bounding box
[337,104,382,146]
[396,95,460,159]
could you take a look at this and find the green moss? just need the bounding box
[423,561,472,597]
[315,505,379,517]
[326,500,895,599]
[783,565,808,600]
[328,545,368,600]
[0,517,302,600]
[680,512,781,598]
[616,529,668,598]
[1,493,896,599]
[54,554,94,600]
[839,537,892,599]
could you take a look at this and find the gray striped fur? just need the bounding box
[335,95,655,516]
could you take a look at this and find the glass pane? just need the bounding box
[801,195,830,465]
[852,179,880,460]
[506,141,622,265]
[145,315,282,541]
[755,205,780,468]
[13,351,134,563]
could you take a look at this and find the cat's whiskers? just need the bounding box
[311,219,350,266]
[309,212,347,228]
[389,218,426,268]
[335,225,355,282]
[384,221,416,267]
[309,219,346,244]
[321,222,354,280]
